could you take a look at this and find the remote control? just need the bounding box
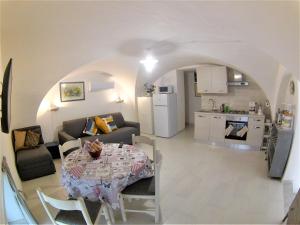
[118,142,124,148]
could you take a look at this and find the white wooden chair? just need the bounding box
[59,138,82,162]
[36,187,111,225]
[118,135,161,223]
[132,134,156,164]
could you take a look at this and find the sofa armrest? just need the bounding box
[58,131,75,145]
[124,121,140,135]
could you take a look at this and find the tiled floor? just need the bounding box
[23,127,285,224]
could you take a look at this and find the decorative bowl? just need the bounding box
[88,150,101,159]
[84,139,103,159]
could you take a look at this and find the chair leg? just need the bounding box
[107,204,115,224]
[102,205,112,225]
[118,193,127,222]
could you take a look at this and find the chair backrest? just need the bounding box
[36,187,93,225]
[59,138,82,161]
[132,134,156,165]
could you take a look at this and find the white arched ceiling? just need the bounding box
[135,43,279,112]
[1,1,298,128]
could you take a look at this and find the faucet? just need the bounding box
[209,98,216,111]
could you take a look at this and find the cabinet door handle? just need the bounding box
[255,126,261,129]
[256,119,261,122]
[198,115,204,118]
[213,116,220,119]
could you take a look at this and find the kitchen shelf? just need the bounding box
[261,122,273,151]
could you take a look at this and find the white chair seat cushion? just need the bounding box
[122,177,155,196]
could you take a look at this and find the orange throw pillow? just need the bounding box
[14,130,27,151]
[95,116,110,134]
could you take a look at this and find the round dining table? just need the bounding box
[61,143,153,209]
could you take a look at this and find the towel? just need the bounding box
[225,125,234,136]
[237,126,248,137]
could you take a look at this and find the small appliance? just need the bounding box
[249,101,257,114]
[158,85,173,94]
[227,71,249,86]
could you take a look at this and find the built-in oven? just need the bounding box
[225,115,249,140]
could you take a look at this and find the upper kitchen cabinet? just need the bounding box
[196,65,228,94]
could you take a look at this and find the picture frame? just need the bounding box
[60,82,85,102]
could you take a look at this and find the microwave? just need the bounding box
[158,86,173,94]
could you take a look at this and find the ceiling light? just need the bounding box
[139,54,158,73]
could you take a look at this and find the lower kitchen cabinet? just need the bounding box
[194,113,210,141]
[195,112,265,149]
[194,112,225,143]
[246,117,264,146]
[210,115,226,142]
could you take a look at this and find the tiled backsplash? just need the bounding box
[201,76,270,113]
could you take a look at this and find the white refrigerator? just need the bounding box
[153,94,177,138]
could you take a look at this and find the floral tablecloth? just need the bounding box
[61,143,153,208]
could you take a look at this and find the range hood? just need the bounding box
[227,71,248,86]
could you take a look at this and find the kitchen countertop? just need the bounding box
[195,110,265,117]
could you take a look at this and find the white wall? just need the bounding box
[0,31,6,224]
[154,70,185,132]
[184,71,201,124]
[37,70,129,142]
[279,75,300,192]
[0,0,299,209]
[201,75,270,116]
[184,70,270,124]
[176,70,185,131]
[1,1,298,133]
[0,43,22,225]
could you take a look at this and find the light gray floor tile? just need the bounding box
[22,126,285,224]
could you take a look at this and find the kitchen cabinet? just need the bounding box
[247,116,264,146]
[195,112,265,149]
[210,115,226,142]
[194,112,225,143]
[194,113,210,141]
[196,65,228,94]
[196,65,212,93]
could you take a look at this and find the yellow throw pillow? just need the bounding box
[95,116,110,134]
[14,130,27,151]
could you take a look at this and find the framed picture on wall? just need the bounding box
[60,82,85,102]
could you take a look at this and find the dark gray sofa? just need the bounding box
[12,125,56,181]
[58,112,140,145]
